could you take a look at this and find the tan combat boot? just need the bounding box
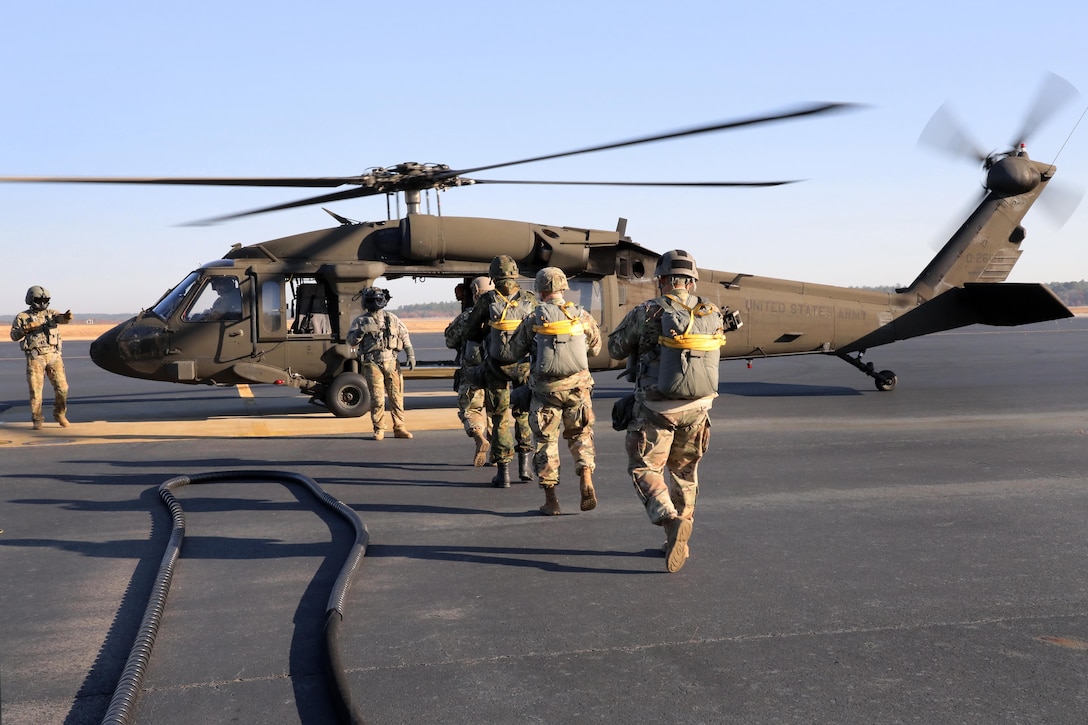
[663,516,693,573]
[394,428,413,439]
[471,431,490,467]
[55,412,70,428]
[32,418,43,430]
[373,429,385,441]
[578,469,596,511]
[539,485,561,516]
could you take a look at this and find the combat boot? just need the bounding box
[491,462,511,488]
[393,428,413,439]
[373,429,385,441]
[518,451,533,481]
[32,417,43,430]
[54,412,69,428]
[663,516,693,573]
[471,431,490,467]
[539,485,561,516]
[578,469,597,511]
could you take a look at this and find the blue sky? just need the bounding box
[2,1,1087,314]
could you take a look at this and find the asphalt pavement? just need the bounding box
[2,320,1087,724]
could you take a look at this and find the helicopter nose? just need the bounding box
[89,322,134,377]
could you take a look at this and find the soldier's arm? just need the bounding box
[345,317,363,347]
[10,317,26,342]
[55,309,73,325]
[607,307,642,359]
[581,310,602,357]
[444,312,466,350]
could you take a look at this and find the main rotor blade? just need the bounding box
[1011,71,1079,149]
[469,178,799,188]
[446,102,858,177]
[185,187,379,225]
[0,175,361,188]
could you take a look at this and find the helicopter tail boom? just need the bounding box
[840,282,1072,352]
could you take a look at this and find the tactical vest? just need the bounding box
[532,301,589,380]
[18,311,62,355]
[355,311,401,357]
[487,289,534,364]
[645,295,724,400]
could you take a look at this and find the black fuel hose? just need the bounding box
[101,470,368,725]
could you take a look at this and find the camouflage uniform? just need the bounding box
[445,303,490,463]
[463,256,535,486]
[347,302,415,439]
[10,287,72,429]
[505,267,602,514]
[607,250,726,572]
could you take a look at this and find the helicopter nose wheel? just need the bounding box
[836,351,897,392]
[324,372,372,417]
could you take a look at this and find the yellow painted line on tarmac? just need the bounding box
[1,403,462,447]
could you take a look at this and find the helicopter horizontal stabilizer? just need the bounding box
[841,283,1072,352]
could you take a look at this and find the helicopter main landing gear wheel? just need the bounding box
[324,372,371,417]
[836,351,897,392]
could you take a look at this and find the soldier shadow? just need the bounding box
[366,542,661,574]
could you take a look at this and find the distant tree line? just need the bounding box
[854,281,1088,307]
[1046,280,1088,307]
[391,301,461,318]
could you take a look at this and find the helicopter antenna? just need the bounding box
[1050,104,1088,165]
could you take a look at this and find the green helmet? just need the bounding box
[489,255,519,281]
[653,249,699,281]
[26,285,51,310]
[535,267,569,294]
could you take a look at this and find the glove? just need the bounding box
[59,310,73,323]
[405,346,416,371]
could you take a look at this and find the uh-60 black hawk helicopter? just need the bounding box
[1,83,1078,417]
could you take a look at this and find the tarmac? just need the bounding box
[2,320,1088,724]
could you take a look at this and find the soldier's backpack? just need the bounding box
[652,294,725,400]
[532,301,589,380]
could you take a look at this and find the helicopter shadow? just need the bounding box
[719,381,862,397]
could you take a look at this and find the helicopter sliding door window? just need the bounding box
[260,278,284,334]
[289,281,333,336]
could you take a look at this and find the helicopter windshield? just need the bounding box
[150,271,201,321]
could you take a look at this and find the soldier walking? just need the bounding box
[10,285,73,429]
[607,250,728,572]
[463,255,536,487]
[505,267,601,515]
[444,276,494,465]
[347,286,416,440]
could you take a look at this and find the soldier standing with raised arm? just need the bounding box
[10,285,73,430]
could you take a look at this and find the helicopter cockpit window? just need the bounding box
[151,271,202,321]
[184,277,244,322]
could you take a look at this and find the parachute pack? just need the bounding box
[532,301,589,380]
[652,294,725,400]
